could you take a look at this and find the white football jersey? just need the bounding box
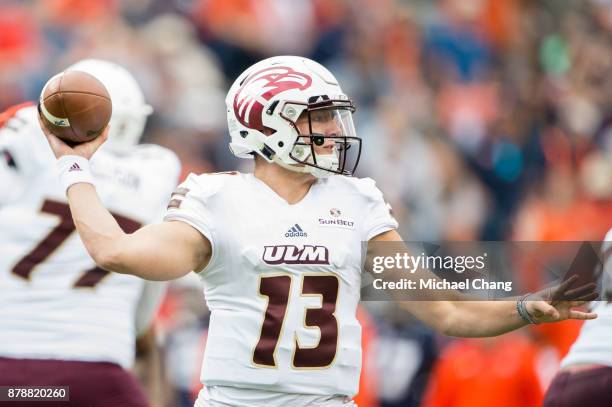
[561,229,612,368]
[0,105,180,369]
[164,171,397,397]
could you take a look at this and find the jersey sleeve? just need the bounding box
[355,177,398,241]
[163,173,225,272]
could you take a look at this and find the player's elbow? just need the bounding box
[90,245,124,274]
[433,302,474,337]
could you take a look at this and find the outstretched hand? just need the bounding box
[525,275,599,323]
[38,108,109,160]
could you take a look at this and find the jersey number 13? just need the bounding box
[253,274,339,369]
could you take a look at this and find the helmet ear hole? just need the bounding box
[262,127,276,136]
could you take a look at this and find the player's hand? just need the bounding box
[524,275,599,323]
[37,110,109,160]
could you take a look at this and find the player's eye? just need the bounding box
[311,110,333,122]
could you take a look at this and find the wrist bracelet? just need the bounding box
[517,293,538,325]
[57,155,95,194]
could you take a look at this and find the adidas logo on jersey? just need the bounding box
[285,224,307,237]
[68,163,82,172]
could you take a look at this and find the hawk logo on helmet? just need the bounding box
[233,66,312,132]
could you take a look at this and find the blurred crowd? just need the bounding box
[2,0,611,406]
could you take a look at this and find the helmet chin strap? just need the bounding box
[307,154,339,178]
[274,145,339,178]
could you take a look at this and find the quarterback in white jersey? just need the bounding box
[39,56,598,407]
[544,229,612,407]
[165,172,396,400]
[0,60,179,406]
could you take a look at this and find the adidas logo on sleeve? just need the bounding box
[285,224,307,238]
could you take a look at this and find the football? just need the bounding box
[39,70,112,144]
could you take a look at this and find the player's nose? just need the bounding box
[322,120,341,138]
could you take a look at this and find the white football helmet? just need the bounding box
[226,56,362,177]
[67,59,153,149]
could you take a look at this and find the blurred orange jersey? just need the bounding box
[424,334,543,407]
[353,307,380,407]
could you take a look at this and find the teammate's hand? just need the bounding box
[37,110,109,160]
[525,275,599,323]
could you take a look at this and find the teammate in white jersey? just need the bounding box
[0,60,180,406]
[39,56,598,407]
[543,229,612,407]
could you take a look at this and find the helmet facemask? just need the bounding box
[279,98,362,178]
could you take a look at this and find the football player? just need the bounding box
[543,228,612,407]
[0,60,180,406]
[39,56,597,407]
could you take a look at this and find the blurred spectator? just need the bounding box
[368,303,438,407]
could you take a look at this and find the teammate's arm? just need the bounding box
[43,123,211,281]
[368,230,598,337]
[132,282,169,406]
[134,326,166,407]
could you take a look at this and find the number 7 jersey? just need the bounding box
[0,105,180,369]
[164,172,397,397]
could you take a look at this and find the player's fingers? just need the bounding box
[45,133,73,158]
[573,292,599,302]
[563,283,597,299]
[75,125,109,159]
[568,299,592,308]
[91,125,109,146]
[551,287,597,307]
[552,275,579,299]
[568,310,598,320]
[37,108,55,139]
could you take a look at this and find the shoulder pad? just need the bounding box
[0,103,35,128]
[177,171,240,201]
[146,145,180,169]
[131,144,179,162]
[0,105,54,171]
[1,105,40,138]
[328,176,383,202]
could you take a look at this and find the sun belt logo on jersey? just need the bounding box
[263,245,329,265]
[233,66,312,131]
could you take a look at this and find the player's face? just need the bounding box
[295,109,343,155]
[288,106,361,176]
